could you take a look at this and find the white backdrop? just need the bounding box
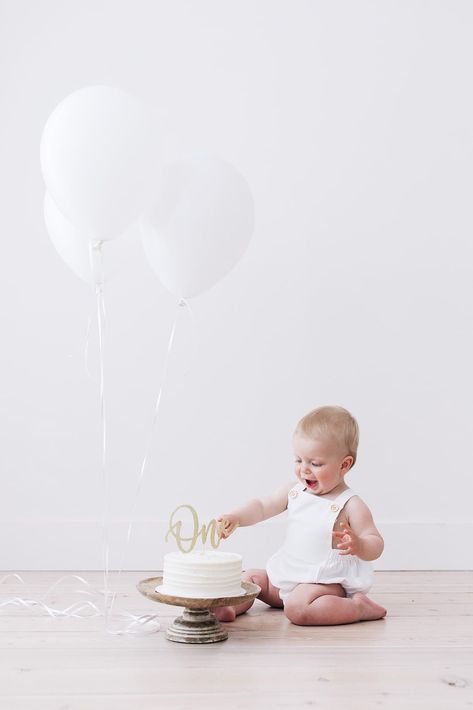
[0,0,471,571]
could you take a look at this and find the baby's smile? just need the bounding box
[304,478,318,490]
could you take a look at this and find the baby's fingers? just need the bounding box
[332,530,346,539]
[337,536,352,546]
[338,520,353,533]
[216,517,230,539]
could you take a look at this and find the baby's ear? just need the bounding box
[342,456,354,472]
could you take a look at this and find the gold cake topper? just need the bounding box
[165,504,225,553]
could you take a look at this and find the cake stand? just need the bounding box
[137,577,261,644]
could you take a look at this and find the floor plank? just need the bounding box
[1,571,472,709]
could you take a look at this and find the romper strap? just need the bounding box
[329,487,357,514]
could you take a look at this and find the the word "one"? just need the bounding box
[165,504,223,553]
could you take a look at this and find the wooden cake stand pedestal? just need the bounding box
[137,577,260,644]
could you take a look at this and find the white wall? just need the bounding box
[0,0,472,571]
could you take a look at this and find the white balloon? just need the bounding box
[141,155,255,298]
[44,192,137,284]
[40,85,158,241]
[44,192,97,283]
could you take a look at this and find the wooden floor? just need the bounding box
[1,571,472,709]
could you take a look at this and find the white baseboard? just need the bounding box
[1,519,470,571]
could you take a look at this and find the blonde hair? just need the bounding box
[294,405,360,466]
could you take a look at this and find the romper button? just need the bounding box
[330,504,339,512]
[289,489,298,499]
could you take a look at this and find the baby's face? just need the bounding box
[293,434,352,496]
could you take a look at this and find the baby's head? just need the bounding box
[293,405,359,495]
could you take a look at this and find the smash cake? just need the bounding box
[157,550,245,599]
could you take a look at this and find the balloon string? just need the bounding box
[84,313,94,380]
[84,241,160,634]
[96,281,110,622]
[179,298,196,376]
[87,240,111,625]
[108,298,194,623]
[84,239,106,383]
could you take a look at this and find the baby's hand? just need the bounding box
[332,521,362,557]
[216,514,239,540]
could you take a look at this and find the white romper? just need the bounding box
[266,483,374,602]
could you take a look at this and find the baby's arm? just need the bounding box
[218,481,293,539]
[333,496,384,561]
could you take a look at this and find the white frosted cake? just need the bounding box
[157,550,245,598]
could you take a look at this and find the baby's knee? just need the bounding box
[243,568,268,587]
[243,568,270,597]
[284,600,309,626]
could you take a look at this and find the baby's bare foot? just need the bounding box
[213,605,236,622]
[351,593,387,621]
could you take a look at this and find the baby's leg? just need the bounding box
[284,583,387,626]
[214,569,283,622]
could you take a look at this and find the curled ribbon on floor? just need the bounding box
[0,573,160,634]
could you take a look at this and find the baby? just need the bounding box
[215,405,387,625]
